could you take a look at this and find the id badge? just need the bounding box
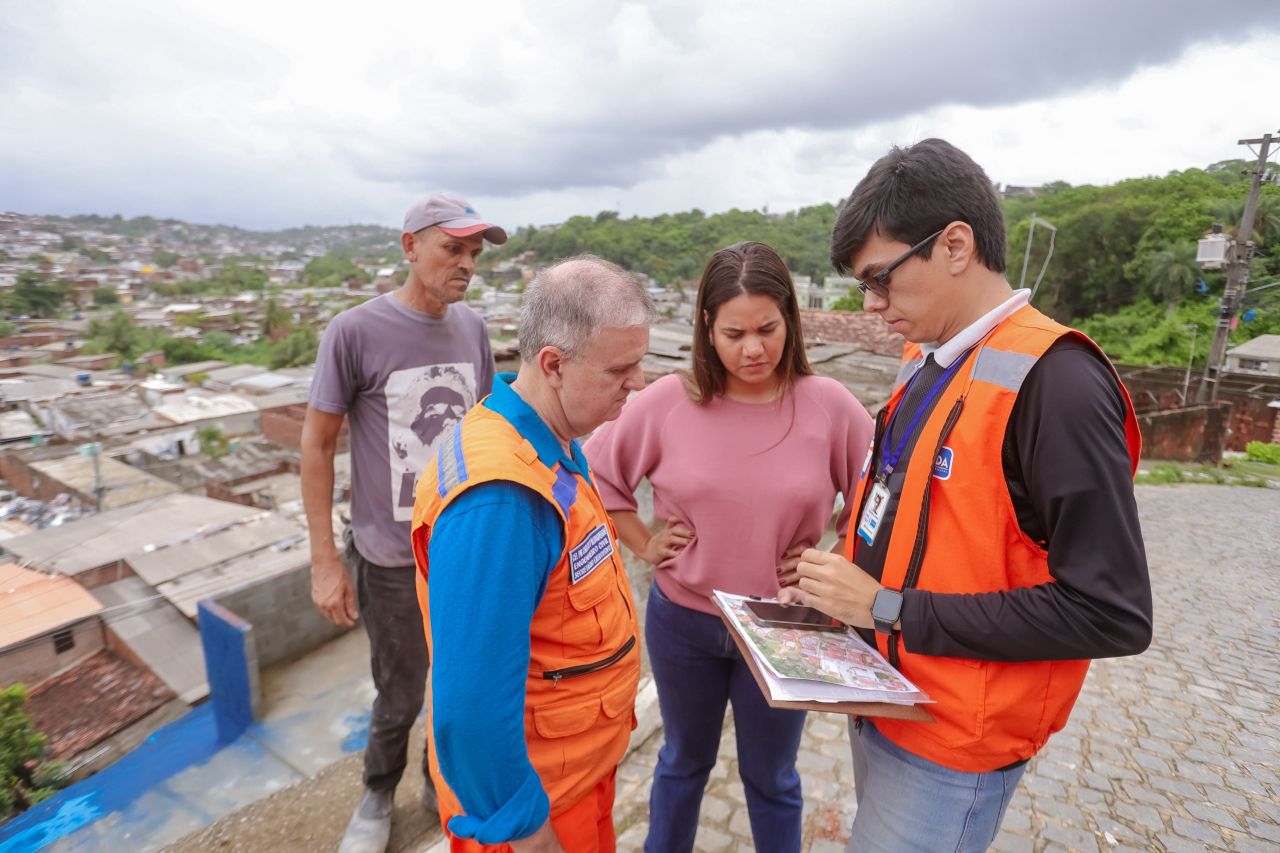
[856,481,892,546]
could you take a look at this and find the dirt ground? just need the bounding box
[162,724,439,853]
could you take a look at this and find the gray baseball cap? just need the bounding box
[403,191,507,244]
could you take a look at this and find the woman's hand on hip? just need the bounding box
[642,517,694,565]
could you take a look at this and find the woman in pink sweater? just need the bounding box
[585,242,874,853]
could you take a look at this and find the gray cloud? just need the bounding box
[1,0,1277,228]
[346,0,1280,195]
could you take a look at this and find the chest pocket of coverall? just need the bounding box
[561,536,624,657]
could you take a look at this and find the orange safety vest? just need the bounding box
[847,304,1141,772]
[410,404,641,838]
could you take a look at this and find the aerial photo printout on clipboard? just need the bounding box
[712,590,932,707]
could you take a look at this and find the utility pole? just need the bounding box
[1197,131,1277,403]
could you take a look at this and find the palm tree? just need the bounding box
[1146,242,1199,314]
[262,297,293,339]
[1211,197,1280,246]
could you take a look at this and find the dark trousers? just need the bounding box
[346,531,430,793]
[644,581,806,853]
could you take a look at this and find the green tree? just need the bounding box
[4,272,69,318]
[197,425,230,459]
[1145,242,1199,314]
[91,286,119,306]
[152,249,180,268]
[1,684,66,819]
[302,255,370,288]
[81,310,161,359]
[261,297,292,338]
[269,327,319,368]
[1211,196,1280,246]
[161,338,208,365]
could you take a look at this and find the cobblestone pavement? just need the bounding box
[611,485,1280,852]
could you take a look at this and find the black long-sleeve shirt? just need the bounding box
[861,339,1153,663]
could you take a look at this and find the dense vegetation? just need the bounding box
[485,159,1279,366]
[20,158,1280,368]
[76,305,320,370]
[488,205,840,285]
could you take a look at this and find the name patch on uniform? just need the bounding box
[569,524,614,584]
[933,447,954,480]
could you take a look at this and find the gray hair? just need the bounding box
[518,255,655,361]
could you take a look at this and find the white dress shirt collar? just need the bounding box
[920,289,1032,368]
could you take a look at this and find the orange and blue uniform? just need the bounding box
[411,374,640,852]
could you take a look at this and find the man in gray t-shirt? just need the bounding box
[301,191,504,853]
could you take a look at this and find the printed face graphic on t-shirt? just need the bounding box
[385,363,477,520]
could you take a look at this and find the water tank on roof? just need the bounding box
[76,372,92,386]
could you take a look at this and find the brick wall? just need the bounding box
[261,404,349,452]
[0,453,66,503]
[799,309,905,357]
[1136,404,1230,463]
[74,560,134,590]
[1118,366,1279,452]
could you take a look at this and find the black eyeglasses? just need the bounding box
[854,228,945,299]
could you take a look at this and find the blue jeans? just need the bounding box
[645,581,806,853]
[846,719,1027,853]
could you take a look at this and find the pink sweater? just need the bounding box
[585,373,874,616]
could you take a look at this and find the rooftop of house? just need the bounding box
[203,364,266,385]
[29,454,181,509]
[52,390,153,427]
[125,513,305,588]
[0,377,83,403]
[152,392,259,425]
[23,649,176,760]
[158,360,230,380]
[1,493,265,577]
[1228,334,1280,359]
[231,372,298,393]
[0,410,49,443]
[0,562,104,647]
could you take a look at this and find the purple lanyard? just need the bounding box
[878,350,972,482]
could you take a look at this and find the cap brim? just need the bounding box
[439,220,508,245]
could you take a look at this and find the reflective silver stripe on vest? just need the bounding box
[435,421,467,497]
[972,348,1038,392]
[894,357,925,391]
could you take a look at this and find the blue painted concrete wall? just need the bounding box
[197,599,255,745]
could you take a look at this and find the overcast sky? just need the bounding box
[2,0,1277,232]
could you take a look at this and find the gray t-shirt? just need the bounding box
[310,293,494,567]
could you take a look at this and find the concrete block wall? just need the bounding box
[211,564,346,670]
[0,618,105,688]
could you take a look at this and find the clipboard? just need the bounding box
[717,608,934,722]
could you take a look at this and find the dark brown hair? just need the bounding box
[688,241,812,404]
[829,138,1007,275]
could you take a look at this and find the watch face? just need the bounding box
[872,589,903,623]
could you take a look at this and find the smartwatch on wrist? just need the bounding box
[871,588,904,635]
